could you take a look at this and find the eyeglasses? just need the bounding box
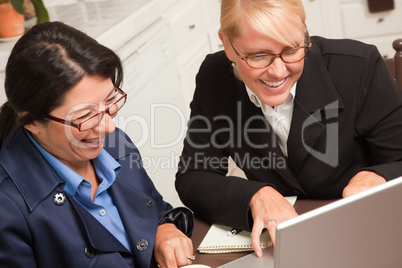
[228,33,312,69]
[46,86,127,131]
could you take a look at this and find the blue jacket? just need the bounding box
[0,128,193,268]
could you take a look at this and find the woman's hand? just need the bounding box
[342,171,386,198]
[154,223,193,268]
[249,186,298,257]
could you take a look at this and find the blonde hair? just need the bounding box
[220,0,307,47]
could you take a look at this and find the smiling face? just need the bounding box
[220,18,306,107]
[24,75,117,170]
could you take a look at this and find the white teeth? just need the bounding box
[87,138,103,144]
[261,78,286,87]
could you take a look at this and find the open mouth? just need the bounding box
[81,137,106,148]
[260,78,286,88]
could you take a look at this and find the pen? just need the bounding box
[227,227,242,237]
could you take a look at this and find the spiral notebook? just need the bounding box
[197,196,297,254]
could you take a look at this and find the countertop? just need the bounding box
[0,0,162,71]
[0,0,163,104]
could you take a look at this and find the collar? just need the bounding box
[0,128,63,211]
[295,51,345,112]
[26,131,121,198]
[0,128,132,212]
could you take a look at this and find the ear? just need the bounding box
[218,31,236,63]
[18,111,43,135]
[23,120,44,135]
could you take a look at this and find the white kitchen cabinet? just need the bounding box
[302,0,402,57]
[208,25,224,52]
[115,19,187,207]
[206,0,221,27]
[0,41,15,106]
[162,0,214,117]
[163,0,209,54]
[176,35,211,116]
[341,1,402,39]
[116,60,186,207]
[303,0,328,37]
[156,0,179,12]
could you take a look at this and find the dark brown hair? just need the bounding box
[0,21,123,147]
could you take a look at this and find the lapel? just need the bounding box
[70,198,131,254]
[217,74,306,193]
[104,128,160,256]
[0,128,63,211]
[69,146,159,257]
[239,97,297,181]
[287,47,345,175]
[109,178,159,252]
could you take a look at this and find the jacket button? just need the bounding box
[53,192,66,206]
[84,246,96,258]
[145,199,154,207]
[136,239,148,251]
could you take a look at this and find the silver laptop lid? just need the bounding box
[274,176,402,268]
[218,177,402,268]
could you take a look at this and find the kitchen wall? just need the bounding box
[0,0,401,206]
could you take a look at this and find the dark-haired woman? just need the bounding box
[0,21,194,268]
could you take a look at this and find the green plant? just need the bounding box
[0,0,49,24]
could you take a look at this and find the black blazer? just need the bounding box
[175,36,402,231]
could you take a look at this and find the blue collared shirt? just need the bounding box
[27,132,132,251]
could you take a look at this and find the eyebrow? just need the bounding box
[67,87,117,115]
[105,87,116,99]
[245,45,298,56]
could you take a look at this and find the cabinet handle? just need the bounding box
[189,24,196,30]
[377,18,384,23]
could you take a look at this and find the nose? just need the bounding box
[266,57,287,78]
[94,112,116,134]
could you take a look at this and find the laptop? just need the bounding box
[218,176,402,268]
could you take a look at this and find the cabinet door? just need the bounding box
[208,25,224,53]
[0,50,10,106]
[341,0,402,39]
[302,0,327,36]
[116,21,186,206]
[205,0,221,27]
[164,0,209,54]
[0,77,5,106]
[156,0,179,12]
[176,36,211,117]
[117,61,186,207]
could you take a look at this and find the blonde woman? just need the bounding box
[176,0,402,257]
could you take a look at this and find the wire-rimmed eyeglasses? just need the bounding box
[46,86,127,132]
[228,32,312,69]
